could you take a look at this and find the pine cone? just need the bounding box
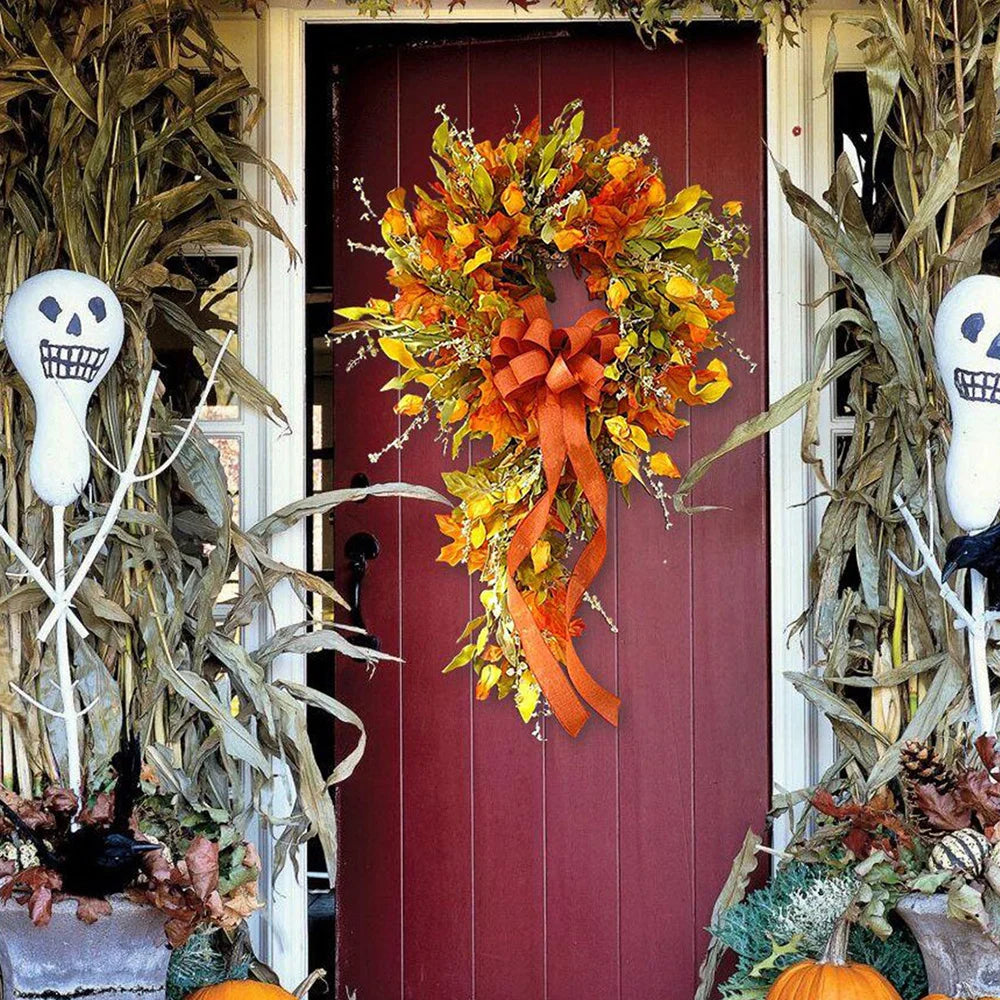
[900,740,957,841]
[900,740,954,792]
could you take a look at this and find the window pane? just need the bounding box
[150,254,242,421]
[206,434,241,604]
[832,71,896,417]
[309,458,335,573]
[309,310,334,453]
[832,71,896,237]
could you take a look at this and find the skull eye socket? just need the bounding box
[38,297,61,323]
[963,312,986,342]
[87,296,106,323]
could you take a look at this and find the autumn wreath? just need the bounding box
[336,101,749,737]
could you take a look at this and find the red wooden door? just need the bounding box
[325,23,768,1000]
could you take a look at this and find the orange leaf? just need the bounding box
[553,228,585,252]
[501,183,526,215]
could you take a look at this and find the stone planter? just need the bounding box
[897,892,1000,996]
[0,896,170,1000]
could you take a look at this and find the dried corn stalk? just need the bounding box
[679,0,1000,797]
[0,0,444,880]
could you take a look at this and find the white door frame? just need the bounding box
[250,1,859,977]
[765,4,868,847]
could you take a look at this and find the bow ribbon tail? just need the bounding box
[561,389,621,726]
[505,389,590,737]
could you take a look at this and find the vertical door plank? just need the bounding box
[612,38,699,1000]
[540,37,620,1000]
[687,26,769,960]
[468,38,547,1000]
[332,36,404,1000]
[396,43,476,1000]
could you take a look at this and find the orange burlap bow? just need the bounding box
[491,294,622,737]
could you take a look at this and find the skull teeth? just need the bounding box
[38,340,108,384]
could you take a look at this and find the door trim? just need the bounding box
[764,22,814,850]
[765,6,866,849]
[255,2,825,977]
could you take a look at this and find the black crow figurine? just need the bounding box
[0,726,160,897]
[941,520,1000,608]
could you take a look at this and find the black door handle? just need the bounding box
[345,532,380,650]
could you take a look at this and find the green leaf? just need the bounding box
[471,164,494,209]
[443,644,476,674]
[432,118,450,156]
[748,936,802,979]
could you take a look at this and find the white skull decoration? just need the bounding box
[2,270,123,507]
[936,273,1000,532]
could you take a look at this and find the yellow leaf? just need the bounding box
[367,297,391,315]
[629,425,650,452]
[379,337,417,369]
[665,275,697,300]
[476,664,502,700]
[613,342,630,360]
[650,451,681,478]
[689,358,732,404]
[448,398,469,423]
[463,246,493,275]
[387,186,406,210]
[565,192,588,223]
[230,696,240,718]
[449,221,477,247]
[394,393,424,416]
[607,154,635,180]
[501,182,526,215]
[530,539,551,575]
[470,521,487,548]
[515,672,541,722]
[467,495,493,520]
[664,183,704,219]
[682,303,709,328]
[607,279,629,311]
[605,415,629,442]
[722,200,743,217]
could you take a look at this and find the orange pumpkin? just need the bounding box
[767,919,902,999]
[188,983,297,1000]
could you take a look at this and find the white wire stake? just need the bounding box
[51,504,82,799]
[36,371,159,642]
[969,568,995,737]
[892,491,994,736]
[0,333,236,801]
